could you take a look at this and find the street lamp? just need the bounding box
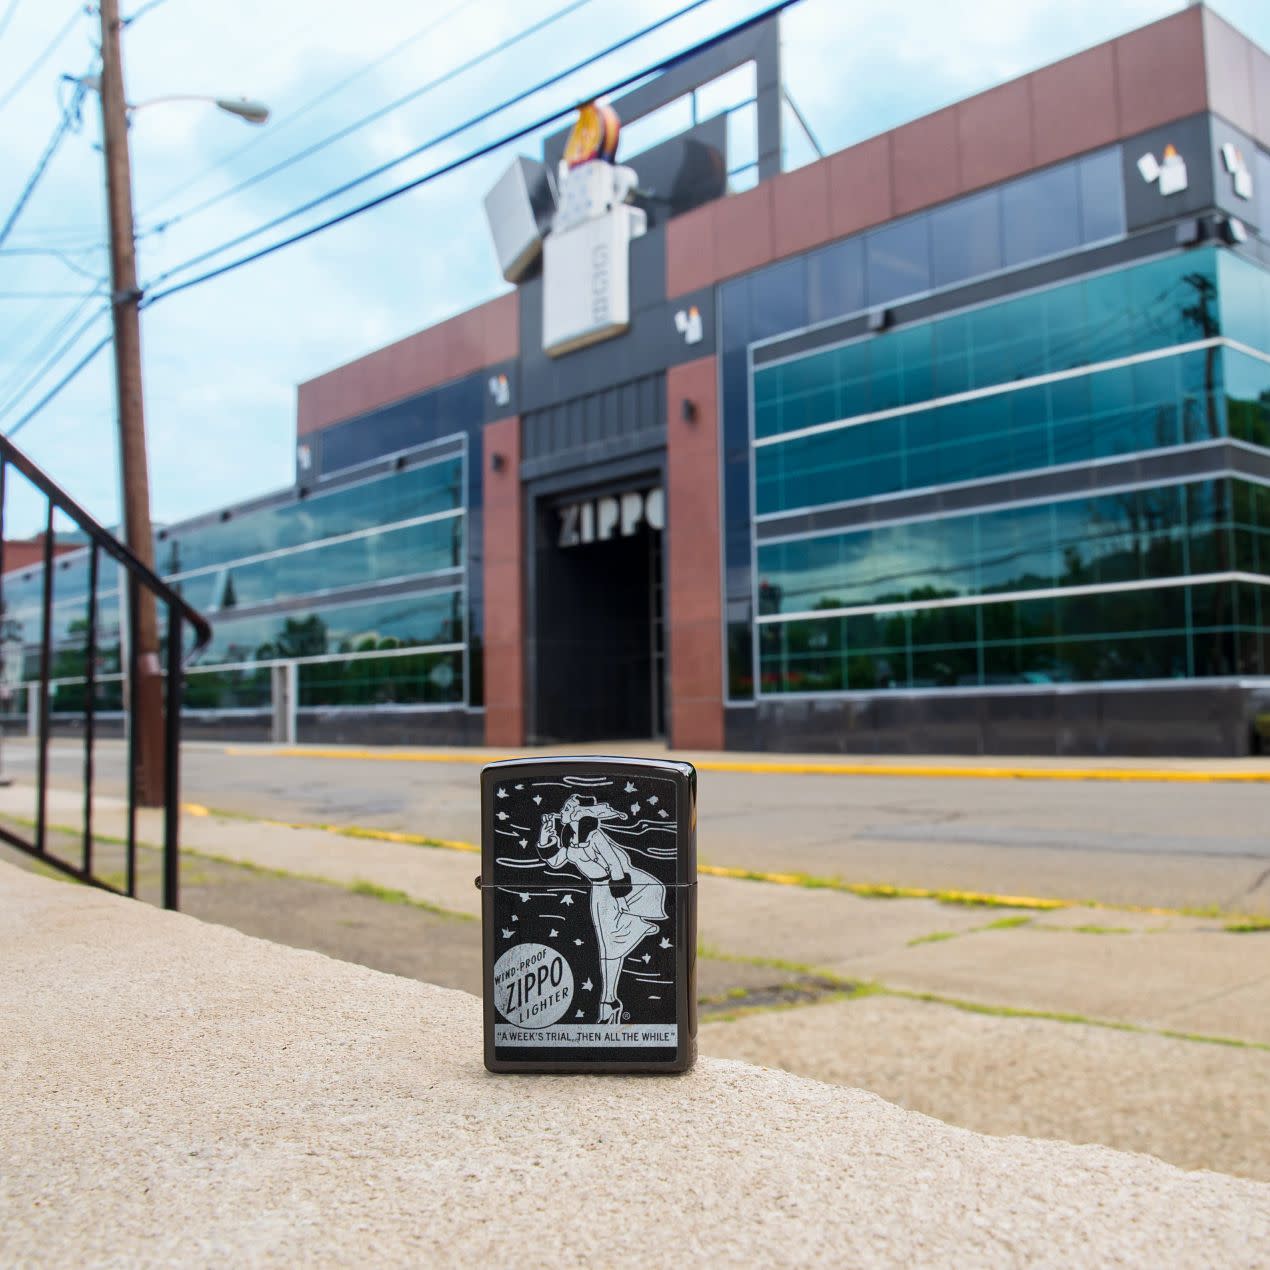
[93,0,269,805]
[130,94,272,125]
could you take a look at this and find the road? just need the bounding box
[11,739,1270,913]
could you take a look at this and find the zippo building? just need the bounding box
[17,6,1270,755]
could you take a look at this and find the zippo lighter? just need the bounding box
[479,756,697,1074]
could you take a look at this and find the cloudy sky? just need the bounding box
[0,0,1266,538]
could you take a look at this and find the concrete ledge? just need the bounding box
[2,862,1267,1266]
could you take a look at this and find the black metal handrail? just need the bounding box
[0,431,211,909]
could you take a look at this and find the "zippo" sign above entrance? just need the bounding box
[558,487,664,547]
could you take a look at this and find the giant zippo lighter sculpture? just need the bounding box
[480,757,697,1073]
[483,101,646,358]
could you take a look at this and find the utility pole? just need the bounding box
[99,0,165,806]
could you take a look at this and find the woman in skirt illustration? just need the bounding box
[537,793,667,1025]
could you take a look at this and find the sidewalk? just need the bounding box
[3,860,1267,1267]
[6,784,1267,1045]
[5,783,1268,1180]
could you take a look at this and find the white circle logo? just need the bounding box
[493,942,574,1028]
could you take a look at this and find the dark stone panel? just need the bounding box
[44,714,274,743]
[297,708,484,746]
[626,118,729,230]
[520,427,665,483]
[1236,443,1270,479]
[47,717,125,740]
[521,372,665,463]
[1121,114,1214,231]
[745,685,1261,757]
[979,692,1059,756]
[629,229,667,314]
[180,714,273,743]
[1207,116,1262,232]
[723,705,762,750]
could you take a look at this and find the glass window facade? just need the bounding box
[172,514,462,613]
[758,479,1270,616]
[742,245,1270,700]
[159,456,463,577]
[24,444,474,713]
[757,581,1270,693]
[720,145,1128,696]
[175,443,471,707]
[754,250,1218,443]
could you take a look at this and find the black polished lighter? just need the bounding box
[480,756,697,1074]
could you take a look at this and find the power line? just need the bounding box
[144,0,590,237]
[10,0,800,445]
[0,246,104,280]
[0,289,104,298]
[4,330,111,438]
[0,4,85,115]
[139,0,483,223]
[122,0,170,23]
[0,292,105,418]
[145,0,758,297]
[0,0,21,42]
[0,76,88,249]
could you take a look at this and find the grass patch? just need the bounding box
[977,915,1034,931]
[907,930,959,947]
[705,991,856,1024]
[1069,923,1134,935]
[881,987,1270,1051]
[346,878,473,921]
[695,943,1268,1051]
[697,943,852,984]
[1224,917,1270,933]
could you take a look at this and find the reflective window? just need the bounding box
[300,649,464,707]
[866,217,930,306]
[755,347,1219,515]
[1078,147,1126,242]
[1218,249,1270,354]
[1225,346,1270,449]
[751,250,1229,514]
[929,190,1001,288]
[188,515,462,613]
[180,648,466,710]
[722,144,1129,696]
[757,580,1270,693]
[756,478,1268,616]
[1002,163,1081,267]
[160,456,463,578]
[806,237,865,326]
[200,588,463,667]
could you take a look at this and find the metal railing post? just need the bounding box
[0,430,210,905]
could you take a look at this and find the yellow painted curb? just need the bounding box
[182,803,1190,917]
[694,863,1074,911]
[223,745,1270,784]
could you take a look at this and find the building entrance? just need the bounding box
[531,484,665,744]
